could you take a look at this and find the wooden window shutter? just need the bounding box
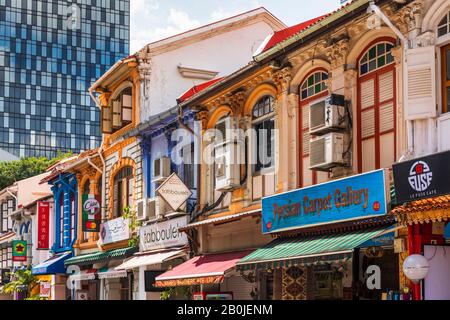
[102,105,112,134]
[112,100,122,128]
[405,46,437,120]
[122,94,132,122]
[113,181,119,217]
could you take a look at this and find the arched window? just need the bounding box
[253,96,275,173]
[359,42,395,76]
[358,40,396,173]
[102,85,133,134]
[299,70,330,187]
[438,11,450,37]
[113,166,133,218]
[300,71,328,100]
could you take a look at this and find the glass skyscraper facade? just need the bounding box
[0,0,130,159]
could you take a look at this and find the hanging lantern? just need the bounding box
[403,254,430,283]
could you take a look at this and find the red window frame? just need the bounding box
[356,37,397,173]
[297,67,330,188]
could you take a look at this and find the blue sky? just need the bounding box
[130,0,343,52]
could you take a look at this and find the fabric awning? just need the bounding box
[115,250,187,271]
[64,246,138,267]
[97,267,128,279]
[32,252,72,275]
[236,226,393,271]
[154,250,253,287]
[179,209,261,231]
[69,269,97,282]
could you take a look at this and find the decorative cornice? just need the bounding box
[326,35,350,69]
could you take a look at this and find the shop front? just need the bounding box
[236,169,400,300]
[392,150,450,300]
[115,215,190,300]
[154,250,254,300]
[31,251,73,300]
[64,246,137,300]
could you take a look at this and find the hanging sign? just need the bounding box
[262,169,388,234]
[12,240,27,262]
[156,173,193,212]
[140,216,189,251]
[82,194,101,232]
[392,150,450,203]
[40,282,51,298]
[99,217,130,245]
[37,201,50,250]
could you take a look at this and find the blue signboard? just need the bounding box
[445,223,450,239]
[358,232,395,248]
[262,169,388,234]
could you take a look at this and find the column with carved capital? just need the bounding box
[287,92,299,190]
[196,109,211,208]
[272,67,292,193]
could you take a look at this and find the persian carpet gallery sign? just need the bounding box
[262,169,388,234]
[392,150,450,203]
[140,216,189,251]
[37,201,50,250]
[82,194,101,232]
[12,240,27,262]
[99,217,130,245]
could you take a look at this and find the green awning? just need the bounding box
[236,226,392,271]
[64,247,138,267]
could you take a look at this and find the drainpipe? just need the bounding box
[368,1,414,157]
[88,88,107,220]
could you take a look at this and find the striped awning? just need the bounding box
[64,247,138,267]
[69,269,97,282]
[236,226,393,271]
[97,267,128,279]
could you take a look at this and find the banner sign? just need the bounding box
[82,194,101,232]
[37,201,50,250]
[392,150,450,203]
[12,240,27,262]
[262,169,388,234]
[99,217,129,245]
[140,216,189,252]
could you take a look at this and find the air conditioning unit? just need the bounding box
[309,94,346,136]
[136,199,146,221]
[146,196,169,220]
[214,140,244,192]
[309,132,347,171]
[152,157,171,183]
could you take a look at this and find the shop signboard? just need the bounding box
[99,217,130,245]
[12,240,27,262]
[392,150,450,203]
[1,269,11,284]
[262,169,388,234]
[156,173,193,212]
[37,201,50,250]
[82,194,101,232]
[40,282,51,298]
[140,216,189,251]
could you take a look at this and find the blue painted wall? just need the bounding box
[141,111,198,214]
[49,174,78,253]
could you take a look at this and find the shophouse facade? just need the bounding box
[49,8,286,301]
[389,0,450,301]
[155,0,414,300]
